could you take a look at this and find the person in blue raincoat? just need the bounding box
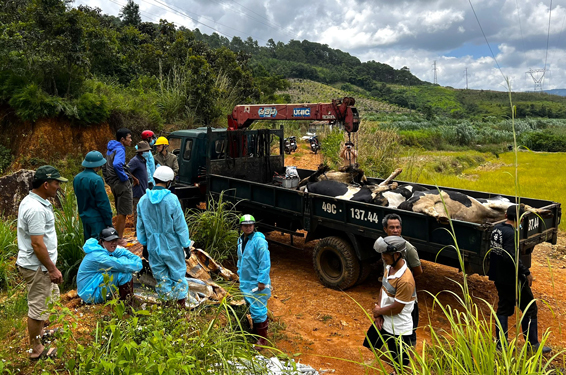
[136,166,191,308]
[77,227,142,304]
[140,130,157,188]
[237,214,271,348]
[73,151,113,240]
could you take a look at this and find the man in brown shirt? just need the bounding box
[364,236,416,370]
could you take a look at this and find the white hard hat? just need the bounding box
[153,166,174,182]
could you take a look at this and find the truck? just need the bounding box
[166,99,561,290]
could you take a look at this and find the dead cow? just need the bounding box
[306,179,397,205]
[398,189,550,224]
[298,164,367,187]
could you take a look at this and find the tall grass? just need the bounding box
[0,216,17,291]
[185,191,240,263]
[55,186,85,288]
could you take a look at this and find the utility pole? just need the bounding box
[433,61,438,85]
[464,67,468,89]
[526,68,547,92]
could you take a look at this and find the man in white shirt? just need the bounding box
[17,165,67,360]
[364,236,416,371]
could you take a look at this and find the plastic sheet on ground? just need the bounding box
[216,355,320,375]
[132,247,243,309]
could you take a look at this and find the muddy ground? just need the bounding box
[265,230,566,374]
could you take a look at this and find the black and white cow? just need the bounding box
[398,189,550,224]
[381,183,429,208]
[305,180,390,205]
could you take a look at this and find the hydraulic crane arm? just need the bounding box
[228,97,360,133]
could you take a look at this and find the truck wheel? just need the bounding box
[355,261,373,285]
[313,236,360,290]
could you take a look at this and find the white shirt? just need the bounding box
[381,263,415,336]
[16,192,58,271]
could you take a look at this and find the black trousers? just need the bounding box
[363,324,412,367]
[410,301,418,345]
[495,280,537,319]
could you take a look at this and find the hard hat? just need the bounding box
[99,227,120,242]
[81,151,106,168]
[239,214,256,225]
[136,141,151,153]
[155,136,169,146]
[141,130,155,140]
[153,166,175,182]
[373,236,406,254]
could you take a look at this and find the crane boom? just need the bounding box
[227,97,360,133]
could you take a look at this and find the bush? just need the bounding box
[185,192,240,263]
[520,130,566,152]
[76,92,110,124]
[0,145,12,174]
[0,217,17,291]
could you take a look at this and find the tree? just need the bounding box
[119,0,141,28]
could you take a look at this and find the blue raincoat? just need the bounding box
[136,187,191,300]
[135,143,156,186]
[237,232,271,323]
[77,238,142,304]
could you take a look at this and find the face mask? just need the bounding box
[150,138,156,146]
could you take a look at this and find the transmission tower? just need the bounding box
[526,68,547,92]
[464,67,468,89]
[433,61,438,84]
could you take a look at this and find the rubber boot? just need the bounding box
[523,318,551,354]
[495,314,508,350]
[253,319,269,350]
[140,246,153,276]
[118,279,134,304]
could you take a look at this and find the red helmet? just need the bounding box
[141,130,155,140]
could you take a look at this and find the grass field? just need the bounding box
[405,150,566,230]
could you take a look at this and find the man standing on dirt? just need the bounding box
[16,165,67,360]
[102,128,133,238]
[489,205,551,353]
[382,213,422,346]
[154,137,179,180]
[364,236,416,369]
[140,130,157,189]
[237,214,271,349]
[137,166,191,308]
[73,151,113,240]
[339,141,358,167]
[128,141,151,235]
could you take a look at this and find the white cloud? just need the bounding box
[71,0,564,91]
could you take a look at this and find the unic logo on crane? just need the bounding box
[293,107,311,117]
[258,107,277,117]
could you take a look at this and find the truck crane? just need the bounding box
[227,97,360,133]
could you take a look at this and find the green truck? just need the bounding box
[166,126,561,290]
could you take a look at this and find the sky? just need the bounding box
[72,0,566,92]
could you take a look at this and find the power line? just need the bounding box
[144,0,268,42]
[543,0,553,73]
[468,0,506,82]
[207,0,300,41]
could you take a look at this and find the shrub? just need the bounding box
[0,145,12,174]
[55,187,85,287]
[185,192,240,263]
[0,217,17,291]
[520,130,566,152]
[8,83,58,121]
[76,92,110,124]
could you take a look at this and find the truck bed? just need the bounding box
[209,168,561,275]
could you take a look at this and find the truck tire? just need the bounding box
[313,236,360,290]
[355,261,373,285]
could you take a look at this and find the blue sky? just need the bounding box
[73,0,566,92]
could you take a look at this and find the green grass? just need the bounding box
[405,151,565,230]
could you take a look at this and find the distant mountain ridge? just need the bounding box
[543,89,566,96]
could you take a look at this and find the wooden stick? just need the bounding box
[379,168,402,186]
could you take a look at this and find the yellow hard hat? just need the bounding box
[155,136,169,146]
